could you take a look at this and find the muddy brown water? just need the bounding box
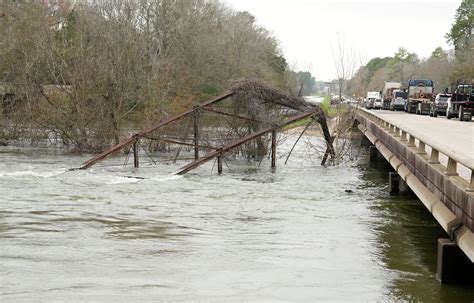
[1,137,473,301]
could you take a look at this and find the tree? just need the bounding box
[389,47,419,84]
[331,33,359,102]
[446,0,473,83]
[0,0,293,150]
[445,0,473,55]
[431,46,444,58]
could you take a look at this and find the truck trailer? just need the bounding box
[405,79,434,115]
[382,82,402,110]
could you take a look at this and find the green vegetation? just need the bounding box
[0,0,317,151]
[347,1,472,97]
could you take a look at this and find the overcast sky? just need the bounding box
[221,0,460,81]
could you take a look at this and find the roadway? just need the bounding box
[361,108,474,181]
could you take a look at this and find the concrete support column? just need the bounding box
[389,172,411,196]
[361,135,371,147]
[369,146,378,165]
[437,239,474,284]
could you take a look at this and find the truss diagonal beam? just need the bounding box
[80,92,233,169]
[175,110,318,175]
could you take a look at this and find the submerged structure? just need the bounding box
[81,80,334,174]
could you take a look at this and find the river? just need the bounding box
[1,137,473,302]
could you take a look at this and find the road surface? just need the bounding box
[362,109,474,180]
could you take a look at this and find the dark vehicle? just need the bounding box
[390,90,407,111]
[446,84,474,121]
[429,93,450,117]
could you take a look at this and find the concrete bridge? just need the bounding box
[355,108,474,283]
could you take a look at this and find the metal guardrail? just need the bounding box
[357,108,474,192]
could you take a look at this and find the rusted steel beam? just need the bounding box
[176,110,317,175]
[137,92,233,137]
[315,111,335,160]
[80,92,233,169]
[81,136,137,169]
[271,130,276,168]
[321,135,336,165]
[284,118,313,165]
[217,150,223,174]
[133,140,139,168]
[144,136,218,150]
[193,106,200,160]
[200,107,273,126]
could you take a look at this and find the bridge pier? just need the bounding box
[356,108,474,284]
[389,172,411,196]
[369,145,378,165]
[360,135,371,147]
[437,239,474,284]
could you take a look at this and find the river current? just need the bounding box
[1,137,473,302]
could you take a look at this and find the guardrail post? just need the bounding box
[429,148,440,164]
[400,131,407,142]
[417,141,426,154]
[393,127,400,137]
[408,135,416,147]
[446,158,458,176]
[468,171,474,192]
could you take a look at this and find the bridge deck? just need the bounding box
[363,109,474,179]
[356,108,474,262]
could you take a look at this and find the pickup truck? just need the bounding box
[446,84,474,121]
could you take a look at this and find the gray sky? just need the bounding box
[221,0,460,81]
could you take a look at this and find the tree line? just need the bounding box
[0,0,312,151]
[346,0,472,98]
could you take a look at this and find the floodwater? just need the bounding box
[1,138,473,302]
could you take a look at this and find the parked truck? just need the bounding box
[446,83,474,121]
[382,82,402,110]
[405,79,434,115]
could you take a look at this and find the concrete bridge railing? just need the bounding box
[359,108,474,191]
[355,108,474,264]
